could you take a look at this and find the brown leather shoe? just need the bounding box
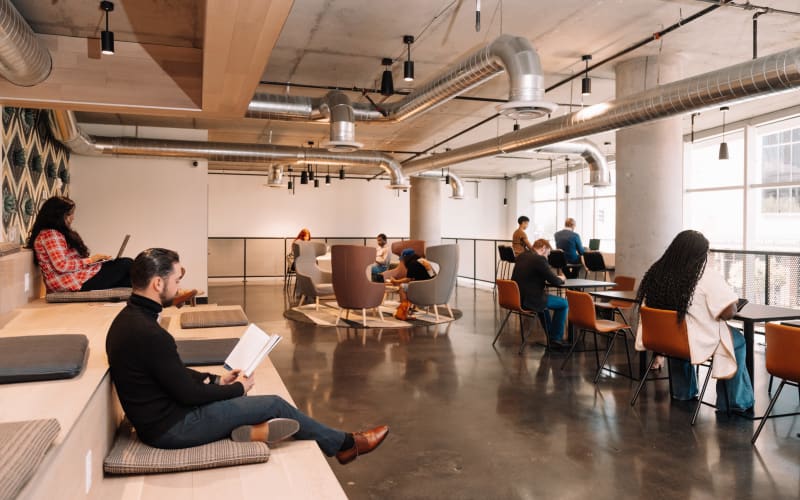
[172,289,198,308]
[335,425,389,465]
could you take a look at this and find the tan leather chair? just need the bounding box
[391,239,425,258]
[752,322,800,444]
[630,305,719,425]
[560,290,633,383]
[331,245,385,327]
[492,280,551,355]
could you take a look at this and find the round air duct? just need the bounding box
[497,100,558,120]
[265,165,283,187]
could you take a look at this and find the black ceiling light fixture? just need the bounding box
[719,106,730,160]
[380,58,394,96]
[403,35,415,82]
[339,166,345,180]
[503,175,508,206]
[300,170,308,185]
[100,1,115,55]
[314,166,320,188]
[581,54,592,96]
[325,166,331,185]
[513,120,520,131]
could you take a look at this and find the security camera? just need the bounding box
[191,160,199,167]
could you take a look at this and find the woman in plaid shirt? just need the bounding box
[27,196,133,292]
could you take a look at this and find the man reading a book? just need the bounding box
[106,248,388,464]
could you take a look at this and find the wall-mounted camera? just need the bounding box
[191,160,199,167]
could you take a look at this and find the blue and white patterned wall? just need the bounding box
[1,107,71,244]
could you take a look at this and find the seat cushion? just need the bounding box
[0,335,89,384]
[46,287,132,303]
[180,309,249,329]
[0,419,60,500]
[103,420,269,475]
[175,338,239,366]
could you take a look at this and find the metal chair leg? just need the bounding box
[692,363,715,425]
[492,311,512,346]
[752,380,786,444]
[623,332,633,378]
[631,353,657,406]
[560,329,585,370]
[594,331,619,384]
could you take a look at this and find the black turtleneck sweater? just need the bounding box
[106,294,244,443]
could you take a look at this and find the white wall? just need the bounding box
[208,173,508,240]
[69,126,209,293]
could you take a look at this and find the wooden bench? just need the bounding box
[0,301,345,500]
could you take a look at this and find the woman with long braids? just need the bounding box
[27,196,133,292]
[635,230,753,411]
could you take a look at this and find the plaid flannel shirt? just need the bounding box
[34,229,100,292]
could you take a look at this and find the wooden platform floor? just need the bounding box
[209,282,800,500]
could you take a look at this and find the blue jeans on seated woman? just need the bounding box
[668,326,754,411]
[545,294,568,342]
[147,395,346,456]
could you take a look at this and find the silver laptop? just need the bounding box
[115,234,130,259]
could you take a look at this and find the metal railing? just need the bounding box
[207,236,799,308]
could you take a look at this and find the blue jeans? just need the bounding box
[669,326,754,411]
[147,395,347,456]
[546,294,568,342]
[371,264,387,282]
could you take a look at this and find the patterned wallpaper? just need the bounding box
[1,107,71,244]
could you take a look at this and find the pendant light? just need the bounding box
[380,58,394,96]
[339,166,345,180]
[719,106,730,160]
[300,170,308,185]
[325,166,331,185]
[581,54,592,96]
[100,1,115,55]
[503,175,508,206]
[403,35,415,82]
[313,166,320,188]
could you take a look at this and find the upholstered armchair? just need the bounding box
[294,241,333,309]
[406,244,459,320]
[331,245,385,326]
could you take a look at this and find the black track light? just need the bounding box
[380,58,394,96]
[581,54,592,96]
[100,1,115,55]
[339,167,345,180]
[403,35,415,82]
[300,170,308,185]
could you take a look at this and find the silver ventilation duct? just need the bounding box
[319,91,362,152]
[402,45,800,179]
[48,110,410,189]
[246,34,555,123]
[0,0,51,86]
[416,171,465,199]
[536,140,610,187]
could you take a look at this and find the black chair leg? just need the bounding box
[623,332,633,379]
[560,329,585,370]
[631,353,657,406]
[518,315,529,355]
[692,363,714,425]
[752,381,786,445]
[594,332,618,384]
[492,311,512,346]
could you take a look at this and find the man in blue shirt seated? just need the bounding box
[554,218,585,278]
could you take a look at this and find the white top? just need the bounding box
[636,264,738,379]
[376,245,389,265]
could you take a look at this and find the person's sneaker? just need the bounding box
[231,418,300,444]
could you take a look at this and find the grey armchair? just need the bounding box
[295,241,334,309]
[331,245,385,326]
[406,244,459,321]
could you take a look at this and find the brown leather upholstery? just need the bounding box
[765,323,800,383]
[497,279,528,313]
[566,290,627,334]
[638,305,691,360]
[595,276,637,313]
[331,245,385,323]
[391,239,425,258]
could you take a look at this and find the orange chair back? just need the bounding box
[612,276,636,291]
[496,279,524,313]
[765,323,800,383]
[639,305,691,360]
[565,290,597,330]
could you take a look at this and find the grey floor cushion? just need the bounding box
[180,309,249,329]
[104,421,269,475]
[46,287,132,303]
[0,335,89,384]
[0,419,60,500]
[175,338,239,366]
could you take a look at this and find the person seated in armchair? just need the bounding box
[390,248,434,305]
[371,233,390,282]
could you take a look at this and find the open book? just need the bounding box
[223,323,283,377]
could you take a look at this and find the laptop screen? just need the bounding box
[116,235,130,259]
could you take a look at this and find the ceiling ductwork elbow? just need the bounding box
[319,91,363,152]
[266,165,283,187]
[490,35,557,120]
[0,0,52,86]
[536,140,610,187]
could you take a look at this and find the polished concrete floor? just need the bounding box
[209,282,800,500]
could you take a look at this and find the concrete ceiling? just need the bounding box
[4,0,800,179]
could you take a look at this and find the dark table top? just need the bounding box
[734,303,800,322]
[588,290,639,302]
[559,279,616,289]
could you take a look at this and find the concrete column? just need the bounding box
[615,55,684,281]
[410,176,442,244]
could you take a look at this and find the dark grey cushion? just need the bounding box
[176,338,239,366]
[180,309,249,329]
[0,419,60,500]
[0,335,89,384]
[46,288,132,303]
[104,420,269,475]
